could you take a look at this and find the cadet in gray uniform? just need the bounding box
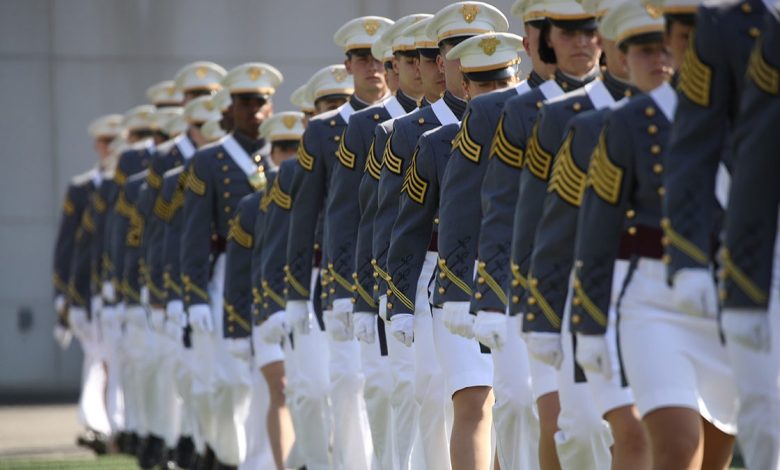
[718,4,780,468]
[571,7,738,467]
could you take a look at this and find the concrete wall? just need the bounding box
[0,0,522,397]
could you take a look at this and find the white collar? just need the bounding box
[583,79,616,110]
[174,134,196,160]
[338,102,356,124]
[538,80,565,101]
[515,80,531,96]
[383,96,406,119]
[430,98,459,126]
[648,82,678,122]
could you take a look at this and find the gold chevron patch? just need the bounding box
[186,165,206,196]
[490,114,524,169]
[677,32,712,107]
[747,37,779,95]
[402,147,429,205]
[336,130,356,169]
[452,111,481,163]
[364,138,382,180]
[548,130,586,207]
[524,122,553,181]
[227,215,253,249]
[297,139,315,171]
[146,168,163,189]
[587,130,623,205]
[382,130,403,175]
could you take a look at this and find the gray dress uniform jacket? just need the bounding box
[722,5,780,310]
[121,170,149,308]
[285,95,368,306]
[663,0,767,280]
[180,131,262,309]
[572,85,677,334]
[386,124,460,317]
[374,91,466,300]
[253,164,288,323]
[326,91,418,303]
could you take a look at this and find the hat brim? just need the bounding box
[549,17,599,30]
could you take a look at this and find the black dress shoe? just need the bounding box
[138,434,165,469]
[197,446,216,470]
[174,435,196,469]
[126,432,140,456]
[160,447,178,469]
[75,429,108,455]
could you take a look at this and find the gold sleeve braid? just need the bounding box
[747,37,779,95]
[524,122,554,181]
[401,147,429,205]
[547,130,586,207]
[336,130,356,169]
[677,32,713,107]
[451,111,481,163]
[586,130,624,205]
[490,114,524,169]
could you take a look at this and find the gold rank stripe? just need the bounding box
[186,165,207,196]
[402,147,429,205]
[587,130,623,205]
[336,130,356,170]
[284,267,310,297]
[53,273,68,294]
[330,268,354,293]
[262,283,286,309]
[355,280,377,308]
[82,209,96,233]
[169,186,185,215]
[661,219,709,265]
[93,193,107,214]
[153,195,172,221]
[747,38,779,95]
[126,208,144,247]
[373,263,391,282]
[382,130,403,175]
[63,197,75,216]
[297,139,315,171]
[364,139,382,181]
[114,168,127,186]
[528,278,562,329]
[452,111,482,163]
[721,249,769,305]
[548,131,586,207]
[122,279,141,303]
[271,178,292,210]
[387,279,415,311]
[524,123,554,181]
[438,259,472,295]
[224,302,252,332]
[164,272,182,296]
[115,191,133,217]
[572,276,608,327]
[490,114,524,169]
[67,281,86,307]
[227,215,253,249]
[677,32,712,107]
[260,187,273,212]
[102,253,113,271]
[182,275,209,301]
[146,168,163,189]
[476,262,508,306]
[511,262,529,290]
[252,286,262,305]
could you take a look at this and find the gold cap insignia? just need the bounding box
[196,66,209,78]
[332,67,348,82]
[247,66,264,81]
[460,4,481,23]
[363,19,381,36]
[644,4,663,19]
[478,36,500,56]
[282,115,298,129]
[203,100,214,112]
[165,86,176,97]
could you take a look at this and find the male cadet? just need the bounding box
[720,5,780,468]
[258,72,353,470]
[54,114,123,454]
[571,4,738,468]
[181,62,281,470]
[290,83,316,125]
[388,30,521,470]
[283,16,392,470]
[156,60,226,469]
[518,2,654,469]
[326,14,427,469]
[353,16,449,469]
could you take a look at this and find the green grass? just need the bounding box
[0,455,139,469]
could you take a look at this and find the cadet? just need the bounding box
[259,74,350,469]
[571,5,738,468]
[156,60,226,469]
[290,82,316,125]
[284,17,392,469]
[720,5,780,468]
[326,14,430,469]
[180,62,281,469]
[54,113,123,454]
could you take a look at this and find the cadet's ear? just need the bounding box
[522,36,530,52]
[344,56,353,74]
[392,57,401,75]
[436,53,446,75]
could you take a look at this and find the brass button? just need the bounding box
[217,152,225,159]
[572,102,581,112]
[573,279,582,289]
[661,236,670,247]
[527,297,537,305]
[373,114,380,121]
[223,177,231,184]
[329,120,336,127]
[627,226,637,236]
[351,286,358,292]
[512,296,520,304]
[254,155,262,163]
[645,106,656,117]
[434,217,439,225]
[653,163,663,174]
[561,82,569,90]
[749,27,760,38]
[321,293,327,299]
[438,259,446,267]
[571,314,581,324]
[224,206,231,213]
[351,298,357,304]
[386,289,392,296]
[334,135,341,142]
[418,117,425,125]
[536,101,543,109]
[474,292,483,300]
[657,186,666,197]
[223,191,230,198]
[719,289,728,301]
[184,295,191,302]
[387,302,393,309]
[329,288,335,294]
[660,217,671,229]
[222,165,229,172]
[314,243,320,250]
[373,284,379,290]
[650,144,662,155]
[352,273,358,279]
[371,259,377,265]
[572,297,582,306]
[263,303,269,308]
[439,272,446,279]
[647,124,658,135]
[373,272,379,278]
[741,2,752,13]
[626,209,636,219]
[525,312,535,321]
[228,325,235,332]
[511,279,520,287]
[530,278,538,287]
[438,287,446,295]
[477,277,485,285]
[478,261,486,269]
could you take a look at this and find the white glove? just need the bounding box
[378,295,388,322]
[672,268,719,317]
[90,296,102,317]
[53,324,73,350]
[259,311,288,344]
[69,307,91,341]
[443,302,475,338]
[101,281,115,303]
[54,295,67,317]
[163,318,183,342]
[166,300,187,327]
[389,313,414,347]
[225,337,252,361]
[473,311,507,350]
[188,304,214,333]
[353,312,376,344]
[327,298,354,341]
[149,308,166,332]
[286,301,311,335]
[140,286,150,308]
[575,334,613,379]
[722,308,771,353]
[125,305,148,328]
[523,331,564,369]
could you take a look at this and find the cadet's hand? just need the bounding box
[353,312,376,344]
[166,300,187,328]
[523,331,563,369]
[672,268,719,317]
[101,281,116,303]
[69,307,91,342]
[149,308,166,333]
[575,334,613,379]
[53,324,73,350]
[473,311,507,350]
[285,301,311,335]
[722,309,771,352]
[188,304,214,333]
[443,302,475,338]
[225,338,252,361]
[389,313,414,347]
[54,295,67,318]
[259,310,288,344]
[328,298,354,342]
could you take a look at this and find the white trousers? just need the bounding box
[360,319,394,470]
[149,329,182,447]
[99,306,125,435]
[239,367,275,470]
[77,333,111,435]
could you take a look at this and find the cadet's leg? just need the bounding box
[700,418,734,470]
[536,392,561,470]
[604,405,650,470]
[260,360,294,470]
[450,386,494,470]
[643,407,703,470]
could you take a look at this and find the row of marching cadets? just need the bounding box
[51,0,780,468]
